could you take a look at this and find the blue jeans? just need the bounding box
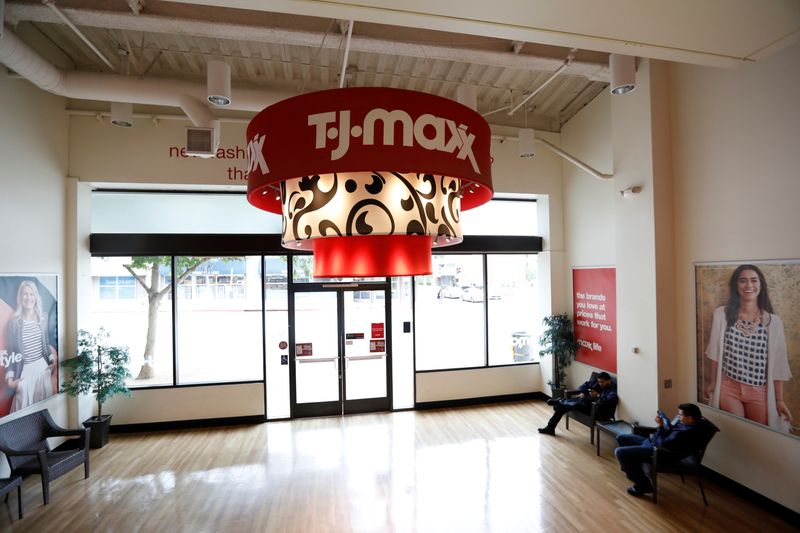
[614,433,654,490]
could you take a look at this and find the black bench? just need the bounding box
[0,409,90,504]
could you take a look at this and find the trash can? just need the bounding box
[512,331,531,362]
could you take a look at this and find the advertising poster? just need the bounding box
[573,267,617,373]
[696,261,799,437]
[0,275,59,418]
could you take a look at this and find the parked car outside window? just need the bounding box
[442,285,463,299]
[462,286,484,302]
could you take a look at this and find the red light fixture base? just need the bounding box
[312,235,434,278]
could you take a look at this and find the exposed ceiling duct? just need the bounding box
[0,28,291,110]
[1,1,617,132]
[1,21,614,179]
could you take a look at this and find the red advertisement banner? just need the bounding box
[573,268,616,373]
[371,322,385,339]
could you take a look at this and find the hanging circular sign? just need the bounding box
[245,87,494,277]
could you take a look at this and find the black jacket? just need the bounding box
[651,422,704,458]
[577,378,618,420]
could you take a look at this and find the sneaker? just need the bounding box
[626,485,653,497]
[538,426,556,435]
[546,398,560,406]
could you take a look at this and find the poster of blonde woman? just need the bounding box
[695,261,799,437]
[0,275,59,417]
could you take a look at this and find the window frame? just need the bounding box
[412,252,541,373]
[89,233,543,390]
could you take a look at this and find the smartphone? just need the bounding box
[657,409,672,427]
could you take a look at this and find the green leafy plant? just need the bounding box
[538,314,580,389]
[60,329,132,419]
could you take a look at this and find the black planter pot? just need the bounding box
[83,414,112,449]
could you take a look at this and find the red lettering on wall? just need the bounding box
[167,145,249,180]
[168,145,247,160]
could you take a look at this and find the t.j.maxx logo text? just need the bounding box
[307,109,481,174]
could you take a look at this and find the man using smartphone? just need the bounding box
[613,403,704,496]
[538,371,617,435]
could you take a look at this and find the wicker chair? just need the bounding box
[0,409,90,504]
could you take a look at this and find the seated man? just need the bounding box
[614,403,704,496]
[538,371,617,436]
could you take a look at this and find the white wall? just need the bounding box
[562,91,615,268]
[104,383,264,424]
[69,115,248,188]
[0,72,70,432]
[416,365,542,403]
[64,178,94,426]
[670,41,800,512]
[608,59,665,423]
[560,91,616,392]
[560,61,667,425]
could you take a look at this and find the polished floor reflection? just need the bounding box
[1,401,791,532]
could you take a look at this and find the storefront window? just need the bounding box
[292,255,385,283]
[89,256,174,387]
[487,255,539,366]
[414,255,486,370]
[175,256,264,384]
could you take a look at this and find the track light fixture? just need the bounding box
[110,102,133,128]
[610,54,636,95]
[518,128,535,158]
[207,60,231,106]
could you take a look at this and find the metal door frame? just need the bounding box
[289,282,392,418]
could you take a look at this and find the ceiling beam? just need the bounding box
[5,3,610,82]
[170,0,800,68]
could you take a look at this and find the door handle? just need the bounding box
[344,354,386,361]
[296,357,338,363]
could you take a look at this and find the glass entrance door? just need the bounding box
[291,287,391,418]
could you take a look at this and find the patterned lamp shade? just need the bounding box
[246,88,493,277]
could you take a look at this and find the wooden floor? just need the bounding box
[0,401,792,532]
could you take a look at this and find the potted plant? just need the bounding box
[61,329,132,448]
[538,314,580,392]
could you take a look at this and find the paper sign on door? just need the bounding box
[296,343,313,356]
[370,339,386,353]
